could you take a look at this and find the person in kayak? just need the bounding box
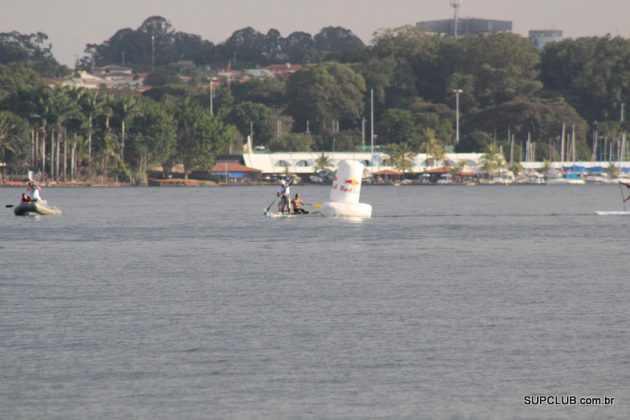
[276,179,292,214]
[292,193,309,214]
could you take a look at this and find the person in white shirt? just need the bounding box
[26,182,43,202]
[32,186,42,201]
[276,180,291,214]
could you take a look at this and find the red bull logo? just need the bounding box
[340,178,360,193]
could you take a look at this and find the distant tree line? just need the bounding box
[1,17,630,182]
[80,16,365,71]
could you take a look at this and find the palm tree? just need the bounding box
[78,89,104,178]
[27,90,52,178]
[385,143,415,174]
[0,111,29,179]
[481,143,505,179]
[314,152,333,173]
[48,86,79,181]
[65,88,93,181]
[95,94,123,182]
[539,159,552,180]
[113,95,138,161]
[422,138,445,169]
[606,162,620,178]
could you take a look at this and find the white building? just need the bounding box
[242,150,484,175]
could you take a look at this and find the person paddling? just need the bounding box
[277,179,292,214]
[292,193,309,214]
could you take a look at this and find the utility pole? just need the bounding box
[151,35,156,70]
[209,83,214,116]
[370,89,375,159]
[361,117,366,149]
[453,89,463,145]
[250,121,254,147]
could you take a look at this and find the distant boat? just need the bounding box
[595,211,630,216]
[547,177,585,185]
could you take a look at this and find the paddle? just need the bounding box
[620,181,630,210]
[264,180,293,215]
[305,203,321,208]
[6,204,14,208]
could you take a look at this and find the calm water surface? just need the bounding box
[1,185,629,419]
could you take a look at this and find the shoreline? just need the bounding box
[1,180,625,187]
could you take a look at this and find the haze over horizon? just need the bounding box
[4,0,630,67]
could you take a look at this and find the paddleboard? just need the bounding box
[595,211,630,216]
[264,211,319,218]
[265,212,295,218]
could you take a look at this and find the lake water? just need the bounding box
[1,185,629,419]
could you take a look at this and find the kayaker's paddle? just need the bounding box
[264,179,293,215]
[5,204,14,208]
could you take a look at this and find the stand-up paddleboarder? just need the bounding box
[277,179,292,214]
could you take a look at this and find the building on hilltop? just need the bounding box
[417,18,512,37]
[529,30,564,51]
[264,63,302,77]
[215,63,302,84]
[92,65,133,78]
[42,68,146,91]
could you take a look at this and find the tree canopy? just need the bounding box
[0,31,67,76]
[286,62,366,134]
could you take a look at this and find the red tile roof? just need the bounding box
[424,166,450,174]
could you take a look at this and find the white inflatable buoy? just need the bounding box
[320,160,372,218]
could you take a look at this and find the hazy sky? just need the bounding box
[3,0,629,66]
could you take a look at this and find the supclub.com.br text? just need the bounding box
[524,395,615,406]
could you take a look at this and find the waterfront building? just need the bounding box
[264,63,302,77]
[242,151,484,176]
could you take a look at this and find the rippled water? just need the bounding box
[1,185,629,419]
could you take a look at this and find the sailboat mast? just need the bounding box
[561,123,566,164]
